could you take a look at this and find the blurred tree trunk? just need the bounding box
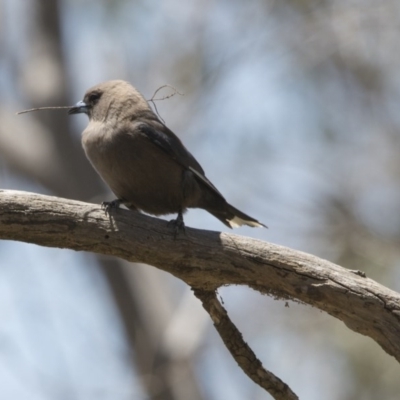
[2,1,205,399]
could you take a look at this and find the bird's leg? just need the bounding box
[168,210,186,237]
[101,199,122,214]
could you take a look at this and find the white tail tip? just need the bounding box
[227,216,266,228]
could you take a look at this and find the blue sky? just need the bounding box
[2,1,400,399]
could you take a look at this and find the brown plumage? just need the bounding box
[69,80,265,229]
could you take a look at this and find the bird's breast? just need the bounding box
[80,122,194,215]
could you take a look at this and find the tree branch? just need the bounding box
[1,189,400,398]
[193,289,298,400]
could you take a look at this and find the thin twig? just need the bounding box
[16,106,72,115]
[147,85,184,124]
[192,288,299,400]
[150,84,184,102]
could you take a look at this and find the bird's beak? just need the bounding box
[68,100,89,115]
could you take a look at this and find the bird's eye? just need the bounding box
[88,92,102,104]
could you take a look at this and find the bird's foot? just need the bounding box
[168,211,186,238]
[101,199,122,214]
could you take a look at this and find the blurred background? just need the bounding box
[1,0,400,399]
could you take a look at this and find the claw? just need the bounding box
[168,211,186,238]
[101,199,122,214]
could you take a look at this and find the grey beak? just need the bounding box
[68,100,89,115]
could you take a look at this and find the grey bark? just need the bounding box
[2,189,400,398]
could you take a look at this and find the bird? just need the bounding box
[68,80,266,230]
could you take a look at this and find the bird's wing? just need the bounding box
[136,122,224,198]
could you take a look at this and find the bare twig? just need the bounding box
[148,84,184,123]
[15,85,184,121]
[150,84,184,102]
[193,288,299,400]
[16,106,72,115]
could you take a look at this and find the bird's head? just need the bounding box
[68,80,150,122]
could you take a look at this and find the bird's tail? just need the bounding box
[209,203,266,229]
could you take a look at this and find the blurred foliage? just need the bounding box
[1,0,400,399]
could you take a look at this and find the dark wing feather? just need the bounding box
[136,122,224,198]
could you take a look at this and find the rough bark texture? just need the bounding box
[193,289,298,400]
[1,190,400,398]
